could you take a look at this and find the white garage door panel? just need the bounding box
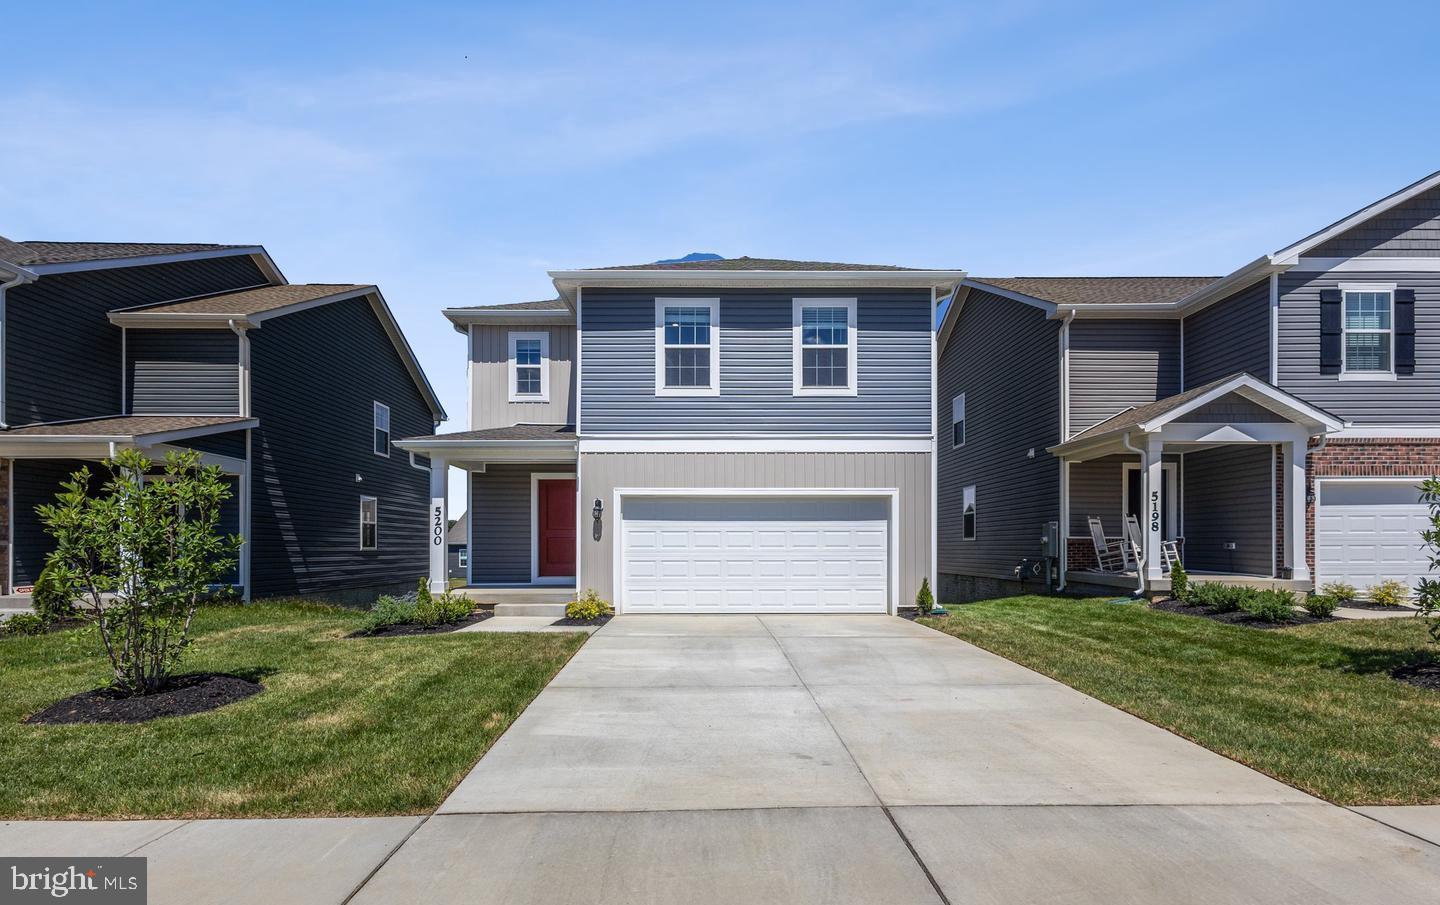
[1315,480,1431,592]
[621,496,890,613]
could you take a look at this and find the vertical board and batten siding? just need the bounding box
[579,289,932,433]
[4,255,267,426]
[1181,280,1271,388]
[1306,185,1440,258]
[578,452,930,606]
[469,464,573,582]
[1181,445,1274,575]
[936,290,1061,582]
[247,295,434,597]
[1277,270,1440,424]
[1066,319,1180,436]
[126,329,240,416]
[469,324,575,429]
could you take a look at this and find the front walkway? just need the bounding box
[5,615,1439,903]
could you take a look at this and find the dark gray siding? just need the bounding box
[183,429,248,460]
[469,463,571,583]
[248,295,434,597]
[1308,185,1440,258]
[1276,269,1440,424]
[1182,280,1270,388]
[1068,319,1180,435]
[1068,453,1182,536]
[5,255,267,426]
[1175,393,1286,423]
[126,329,240,415]
[10,459,95,587]
[937,290,1060,582]
[580,289,931,433]
[1181,445,1273,575]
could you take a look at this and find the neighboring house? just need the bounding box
[397,258,965,613]
[447,511,469,582]
[0,237,445,602]
[936,170,1440,600]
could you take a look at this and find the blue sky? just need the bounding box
[4,0,1437,508]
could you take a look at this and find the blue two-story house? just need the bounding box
[398,258,965,613]
[936,170,1440,601]
[0,237,446,602]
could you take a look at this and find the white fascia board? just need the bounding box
[135,418,260,446]
[549,269,968,306]
[578,437,933,453]
[958,280,1057,315]
[442,308,575,332]
[1291,256,1440,273]
[24,246,280,277]
[1329,425,1440,439]
[1272,169,1440,264]
[1137,374,1344,433]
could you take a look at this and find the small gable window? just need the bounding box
[508,331,550,402]
[952,393,967,448]
[373,402,391,457]
[962,485,977,540]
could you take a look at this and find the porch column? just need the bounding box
[428,455,449,593]
[1282,436,1310,582]
[1142,435,1165,583]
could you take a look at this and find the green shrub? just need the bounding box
[1242,589,1295,623]
[566,589,613,622]
[1189,582,1256,613]
[417,590,472,626]
[915,577,935,614]
[359,595,418,634]
[1319,581,1357,603]
[1169,562,1189,603]
[30,564,76,625]
[1,613,46,637]
[1303,593,1338,618]
[1367,579,1412,607]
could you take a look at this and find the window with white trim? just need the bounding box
[360,496,378,550]
[951,393,967,448]
[962,485,976,540]
[508,331,550,402]
[656,298,719,395]
[457,547,468,568]
[793,297,858,395]
[373,402,390,457]
[1342,288,1394,374]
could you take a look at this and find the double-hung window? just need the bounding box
[508,331,550,402]
[951,393,967,448]
[962,485,977,540]
[1341,285,1395,377]
[457,547,468,568]
[373,402,390,457]
[793,298,858,395]
[359,496,378,550]
[655,298,719,395]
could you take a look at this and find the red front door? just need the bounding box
[537,478,577,577]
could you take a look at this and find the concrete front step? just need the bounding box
[493,602,568,618]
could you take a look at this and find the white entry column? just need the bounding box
[1142,434,1165,585]
[428,455,449,593]
[1283,435,1311,583]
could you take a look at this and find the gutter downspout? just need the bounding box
[1119,430,1148,596]
[1056,309,1077,591]
[0,267,39,430]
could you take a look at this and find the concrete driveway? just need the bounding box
[350,614,1440,904]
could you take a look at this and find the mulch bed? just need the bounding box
[350,611,492,638]
[552,614,613,627]
[1149,598,1338,629]
[1337,601,1419,612]
[26,673,264,725]
[1392,662,1440,692]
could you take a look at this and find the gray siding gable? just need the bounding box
[1067,319,1180,436]
[126,329,240,416]
[1307,185,1440,259]
[1182,279,1270,389]
[579,289,931,434]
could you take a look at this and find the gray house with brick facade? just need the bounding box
[937,170,1440,600]
[0,238,445,602]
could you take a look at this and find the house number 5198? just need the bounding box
[1149,490,1161,533]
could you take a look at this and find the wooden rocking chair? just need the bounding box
[1087,517,1128,572]
[1123,514,1182,573]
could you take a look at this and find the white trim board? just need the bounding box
[578,437,933,453]
[507,330,551,403]
[530,472,577,585]
[1291,256,1440,273]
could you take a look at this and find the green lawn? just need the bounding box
[0,601,586,819]
[921,596,1440,806]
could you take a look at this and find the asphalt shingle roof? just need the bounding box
[449,298,569,312]
[403,424,576,442]
[0,415,253,438]
[597,256,928,272]
[117,284,368,317]
[1065,374,1255,442]
[971,276,1220,307]
[0,238,251,266]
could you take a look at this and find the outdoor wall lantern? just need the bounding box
[592,499,604,521]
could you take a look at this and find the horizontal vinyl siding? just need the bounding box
[937,290,1060,581]
[1068,453,1183,537]
[248,296,434,597]
[5,255,267,426]
[1182,280,1271,388]
[469,464,573,583]
[126,329,240,415]
[470,324,576,429]
[580,289,932,433]
[1308,185,1440,258]
[1181,445,1273,575]
[182,429,248,460]
[1277,270,1440,424]
[1068,319,1180,435]
[579,452,931,606]
[1176,393,1286,423]
[10,459,96,587]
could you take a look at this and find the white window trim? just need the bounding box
[792,297,859,397]
[655,298,720,396]
[951,392,967,448]
[1338,282,1397,381]
[359,495,378,550]
[457,547,468,568]
[508,331,551,402]
[962,484,977,541]
[373,402,391,458]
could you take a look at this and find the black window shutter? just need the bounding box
[1395,288,1416,375]
[1319,288,1343,374]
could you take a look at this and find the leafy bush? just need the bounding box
[1420,476,1440,643]
[1241,589,1295,623]
[1319,581,1358,603]
[1367,579,1412,607]
[1,613,46,637]
[30,565,76,625]
[359,595,418,634]
[358,582,473,634]
[566,588,613,622]
[1188,582,1256,613]
[915,577,935,614]
[1303,593,1338,618]
[1169,562,1189,603]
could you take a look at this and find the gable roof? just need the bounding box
[446,511,469,545]
[969,277,1218,308]
[0,238,252,267]
[597,256,923,272]
[449,298,569,311]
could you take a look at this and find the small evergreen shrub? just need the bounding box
[359,595,418,634]
[566,589,613,622]
[1303,593,1338,618]
[1367,579,1412,607]
[1,613,46,637]
[1189,582,1256,613]
[1169,562,1189,603]
[915,577,935,614]
[30,565,76,625]
[1319,581,1357,603]
[1242,589,1295,623]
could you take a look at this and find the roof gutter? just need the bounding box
[548,269,969,307]
[0,264,39,430]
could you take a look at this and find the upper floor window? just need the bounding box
[373,402,390,457]
[1342,286,1394,376]
[655,298,720,396]
[359,496,378,549]
[793,298,858,396]
[951,393,967,448]
[508,331,550,402]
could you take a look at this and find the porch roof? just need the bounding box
[0,415,257,458]
[394,423,577,465]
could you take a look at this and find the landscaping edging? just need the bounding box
[25,673,264,725]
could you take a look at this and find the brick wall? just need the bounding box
[1305,438,1440,572]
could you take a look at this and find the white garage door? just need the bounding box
[620,496,890,613]
[1315,479,1432,592]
